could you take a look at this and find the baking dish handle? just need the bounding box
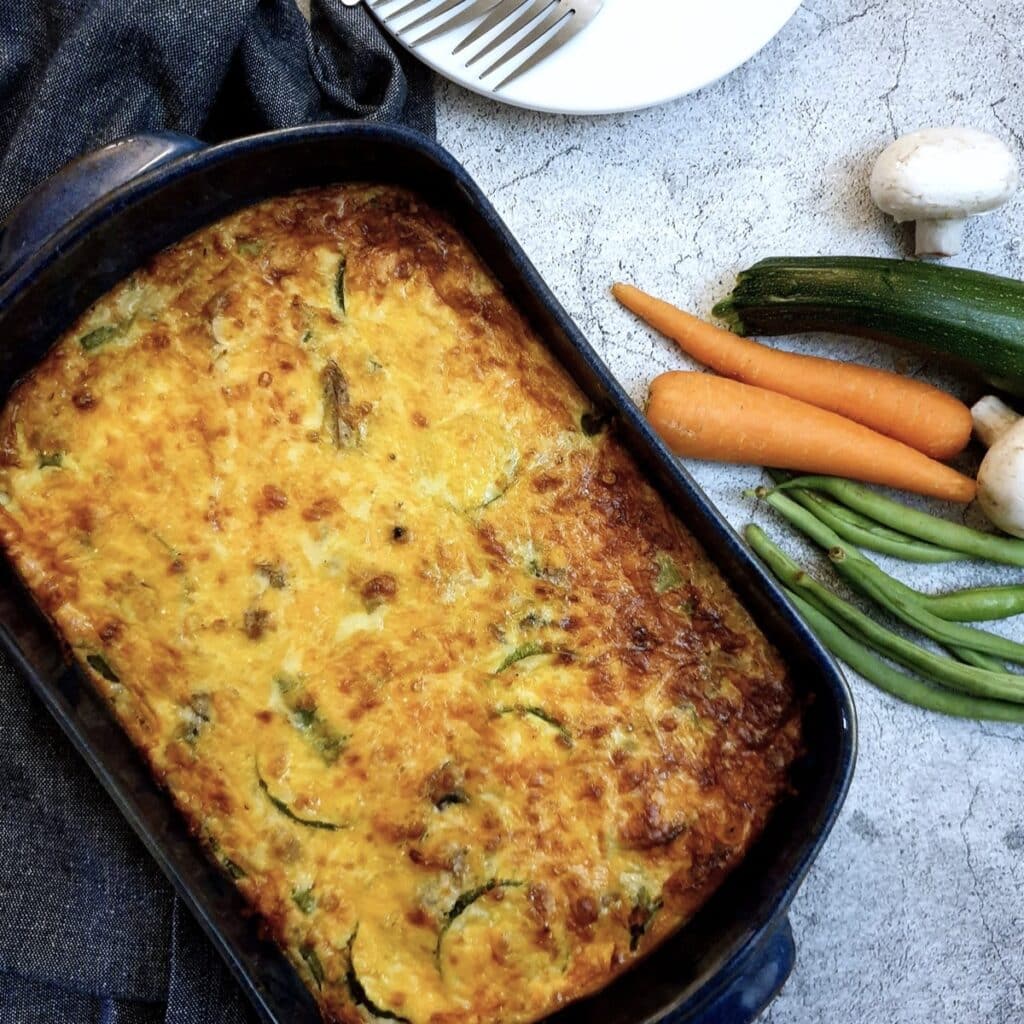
[686,916,796,1024]
[0,132,205,282]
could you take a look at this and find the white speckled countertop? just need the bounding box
[434,2,1024,1020]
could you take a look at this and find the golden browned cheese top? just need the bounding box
[0,186,800,1024]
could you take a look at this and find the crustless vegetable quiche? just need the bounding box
[0,185,801,1023]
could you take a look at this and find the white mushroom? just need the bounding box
[971,395,1024,537]
[870,127,1019,257]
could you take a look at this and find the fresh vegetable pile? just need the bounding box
[610,140,1024,720]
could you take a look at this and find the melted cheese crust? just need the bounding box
[0,186,800,1024]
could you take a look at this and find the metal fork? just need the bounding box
[359,0,603,90]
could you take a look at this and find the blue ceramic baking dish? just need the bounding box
[0,123,855,1024]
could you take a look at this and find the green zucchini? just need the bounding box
[222,857,246,880]
[275,675,348,763]
[206,834,246,879]
[335,255,347,314]
[426,761,468,810]
[256,765,346,831]
[434,879,522,964]
[628,886,663,951]
[177,692,212,745]
[346,927,410,1021]
[433,790,468,810]
[235,237,264,257]
[79,324,122,351]
[653,553,684,594]
[494,641,546,673]
[86,653,120,683]
[496,703,573,747]
[713,257,1024,394]
[300,945,325,988]
[292,886,315,914]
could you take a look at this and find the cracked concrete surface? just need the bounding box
[434,0,1024,1020]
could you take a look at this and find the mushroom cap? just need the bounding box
[977,428,1024,539]
[870,127,1019,223]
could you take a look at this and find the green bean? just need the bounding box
[744,525,1024,704]
[835,552,1024,664]
[784,486,966,563]
[787,487,1024,621]
[787,590,1024,723]
[778,476,1024,567]
[949,646,1006,672]
[925,586,1024,622]
[765,471,965,563]
[759,490,1024,648]
[756,487,877,561]
[756,487,938,608]
[758,485,1020,667]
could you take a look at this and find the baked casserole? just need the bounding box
[0,185,801,1023]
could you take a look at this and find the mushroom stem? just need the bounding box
[870,127,1019,260]
[972,395,1020,448]
[915,217,967,257]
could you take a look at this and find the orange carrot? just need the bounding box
[614,282,972,461]
[647,372,977,503]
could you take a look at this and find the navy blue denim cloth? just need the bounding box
[0,0,435,221]
[0,1,432,1019]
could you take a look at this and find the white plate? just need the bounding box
[370,0,803,115]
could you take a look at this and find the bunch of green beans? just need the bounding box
[747,475,1024,722]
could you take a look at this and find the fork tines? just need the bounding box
[468,0,602,89]
[372,0,502,45]
[377,0,602,91]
